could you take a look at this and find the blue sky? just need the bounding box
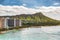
[0,0,60,8]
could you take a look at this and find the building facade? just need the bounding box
[0,16,22,29]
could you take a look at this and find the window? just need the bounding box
[7,19,14,27]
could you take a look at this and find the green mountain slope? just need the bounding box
[18,12,60,26]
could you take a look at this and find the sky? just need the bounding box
[0,0,60,20]
[0,0,60,7]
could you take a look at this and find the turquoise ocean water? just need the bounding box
[0,27,60,40]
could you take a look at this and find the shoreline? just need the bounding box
[0,25,60,34]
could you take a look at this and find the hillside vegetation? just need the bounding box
[18,12,60,26]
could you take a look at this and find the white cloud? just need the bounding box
[0,5,60,20]
[0,5,38,16]
[53,3,60,5]
[22,4,27,6]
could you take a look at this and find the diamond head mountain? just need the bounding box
[16,12,60,26]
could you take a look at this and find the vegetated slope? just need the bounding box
[18,12,60,26]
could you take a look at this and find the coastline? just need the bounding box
[0,26,60,34]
